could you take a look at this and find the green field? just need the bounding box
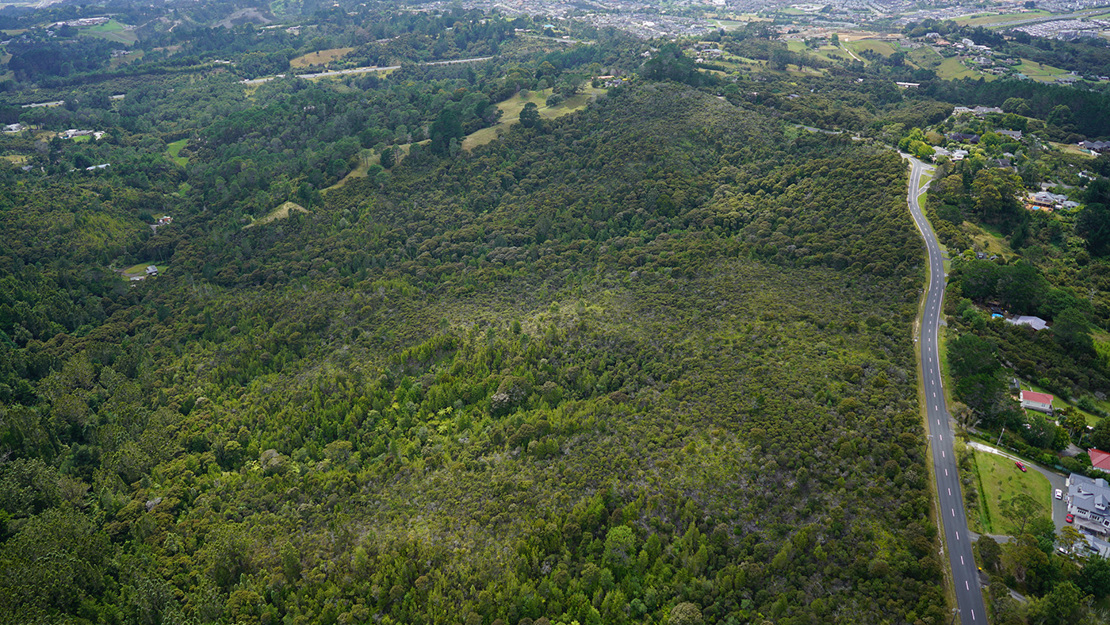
[166,139,188,166]
[956,10,1051,26]
[846,39,897,57]
[461,86,606,151]
[936,56,990,81]
[1014,59,1069,82]
[970,450,1052,535]
[121,261,165,279]
[908,45,944,69]
[81,20,137,46]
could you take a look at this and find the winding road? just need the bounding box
[904,155,988,624]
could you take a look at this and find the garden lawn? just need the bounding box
[972,450,1052,535]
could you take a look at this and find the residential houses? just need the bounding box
[1019,390,1054,414]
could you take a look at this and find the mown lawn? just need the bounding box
[971,450,1052,535]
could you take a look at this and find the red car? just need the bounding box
[1066,514,1075,524]
[1015,461,1027,472]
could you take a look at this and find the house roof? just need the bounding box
[1007,315,1048,330]
[1091,449,1110,472]
[1020,390,1053,405]
[1070,473,1110,514]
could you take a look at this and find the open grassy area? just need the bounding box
[290,47,355,68]
[956,10,1051,26]
[461,86,605,151]
[846,39,897,57]
[1014,59,1069,83]
[121,261,165,278]
[963,220,1016,259]
[166,139,188,166]
[936,57,989,81]
[971,450,1052,535]
[82,20,136,46]
[908,45,944,69]
[245,201,308,228]
[2,154,28,165]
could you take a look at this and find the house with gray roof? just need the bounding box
[1067,474,1110,537]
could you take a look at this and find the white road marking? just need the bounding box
[951,508,955,517]
[948,488,951,496]
[961,555,964,565]
[972,610,975,620]
[945,469,948,476]
[965,581,969,590]
[956,531,960,540]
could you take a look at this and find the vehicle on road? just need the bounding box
[1016,461,1027,472]
[1066,513,1075,523]
[1056,489,1063,500]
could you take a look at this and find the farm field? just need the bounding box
[290,47,356,68]
[1014,59,1069,82]
[936,56,991,80]
[81,20,136,45]
[956,10,1051,26]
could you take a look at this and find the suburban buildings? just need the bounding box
[1019,390,1054,413]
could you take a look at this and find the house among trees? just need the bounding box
[1006,315,1048,330]
[145,265,158,277]
[1089,449,1110,473]
[1080,140,1110,154]
[157,215,173,226]
[947,132,979,144]
[1019,390,1053,413]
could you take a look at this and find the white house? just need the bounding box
[1020,390,1053,413]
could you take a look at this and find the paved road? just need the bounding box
[904,155,988,624]
[968,440,1067,531]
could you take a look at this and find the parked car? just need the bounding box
[1056,489,1063,500]
[1015,461,1027,472]
[1066,513,1075,523]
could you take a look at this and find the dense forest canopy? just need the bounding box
[2,2,1110,623]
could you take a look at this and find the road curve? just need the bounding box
[903,155,988,624]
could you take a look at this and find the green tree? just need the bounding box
[1002,493,1042,535]
[519,102,541,129]
[380,146,396,169]
[603,526,637,574]
[1053,308,1094,356]
[668,602,703,625]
